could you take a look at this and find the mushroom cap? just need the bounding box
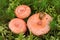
[27,13,52,36]
[9,18,27,34]
[15,5,31,19]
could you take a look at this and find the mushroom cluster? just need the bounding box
[9,5,52,36]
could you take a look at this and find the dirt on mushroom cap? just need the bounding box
[42,13,53,25]
[15,5,31,19]
[9,18,27,34]
[27,13,52,36]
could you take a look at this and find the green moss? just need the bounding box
[0,0,60,40]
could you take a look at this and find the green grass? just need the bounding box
[0,0,60,40]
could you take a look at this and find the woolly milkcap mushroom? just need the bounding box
[27,12,52,36]
[9,18,27,34]
[15,5,31,19]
